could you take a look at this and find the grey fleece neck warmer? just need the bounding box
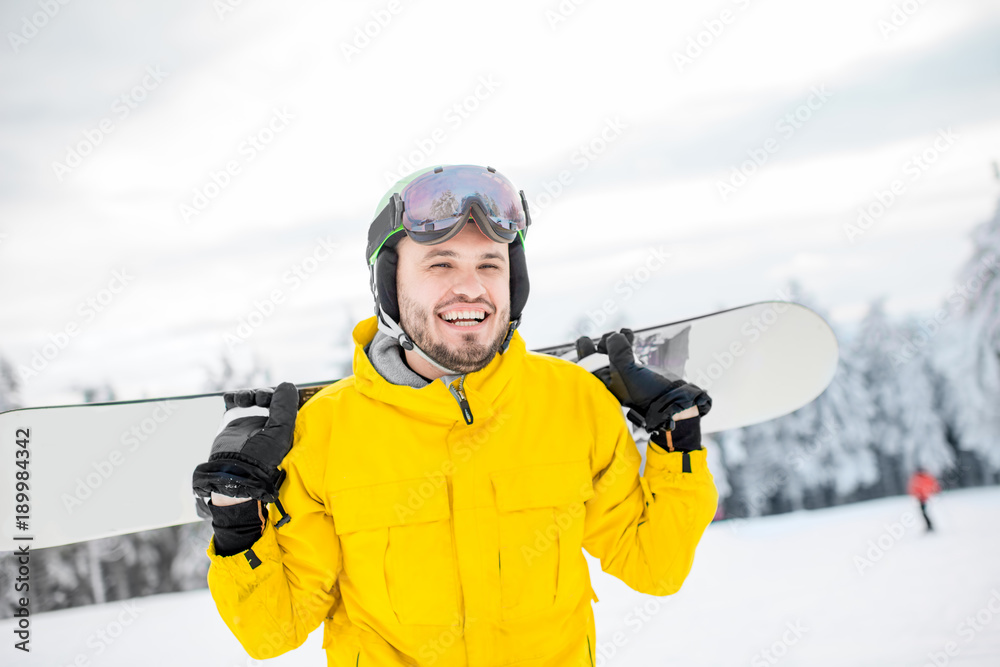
[366,330,465,390]
[366,330,431,389]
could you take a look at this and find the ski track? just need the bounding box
[3,487,998,666]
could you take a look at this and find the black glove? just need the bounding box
[576,330,711,452]
[209,498,269,558]
[192,382,298,528]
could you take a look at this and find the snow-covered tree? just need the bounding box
[719,284,880,518]
[724,417,789,517]
[852,299,907,493]
[780,286,878,504]
[850,300,953,494]
[932,195,1000,474]
[894,318,954,475]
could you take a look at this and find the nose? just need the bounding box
[448,264,488,302]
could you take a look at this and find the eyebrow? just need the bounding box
[423,248,506,262]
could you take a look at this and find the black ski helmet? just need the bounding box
[366,165,531,372]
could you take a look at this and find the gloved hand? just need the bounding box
[192,382,299,528]
[576,329,711,452]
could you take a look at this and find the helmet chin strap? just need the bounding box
[375,306,522,379]
[375,306,463,377]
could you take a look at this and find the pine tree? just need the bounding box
[778,287,878,505]
[895,318,954,476]
[718,284,882,518]
[726,417,788,517]
[932,194,1000,475]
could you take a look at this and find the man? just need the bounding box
[907,468,940,532]
[193,164,718,666]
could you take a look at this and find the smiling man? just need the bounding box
[193,164,718,666]
[395,223,511,379]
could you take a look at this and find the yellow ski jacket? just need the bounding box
[207,317,718,666]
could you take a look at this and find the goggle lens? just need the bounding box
[400,166,526,242]
[366,165,530,265]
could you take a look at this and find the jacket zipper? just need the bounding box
[448,375,474,425]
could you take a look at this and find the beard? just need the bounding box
[398,292,511,374]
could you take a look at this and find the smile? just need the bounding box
[439,309,489,327]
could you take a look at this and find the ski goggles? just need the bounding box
[366,165,531,265]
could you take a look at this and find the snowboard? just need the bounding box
[1,301,837,550]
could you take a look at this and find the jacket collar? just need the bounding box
[351,316,525,424]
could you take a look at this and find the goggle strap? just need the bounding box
[519,190,532,231]
[367,193,405,265]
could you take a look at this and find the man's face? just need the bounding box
[395,221,512,376]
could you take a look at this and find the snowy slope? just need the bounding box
[4,488,999,666]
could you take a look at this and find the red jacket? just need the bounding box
[908,471,940,502]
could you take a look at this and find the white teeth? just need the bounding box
[441,309,486,322]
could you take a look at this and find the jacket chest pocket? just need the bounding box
[330,478,460,626]
[491,460,594,621]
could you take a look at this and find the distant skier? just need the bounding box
[191,165,718,665]
[907,469,940,532]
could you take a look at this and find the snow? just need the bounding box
[592,487,1000,666]
[4,487,999,666]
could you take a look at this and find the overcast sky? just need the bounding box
[1,0,999,405]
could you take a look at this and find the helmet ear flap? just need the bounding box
[374,247,401,323]
[509,237,529,320]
